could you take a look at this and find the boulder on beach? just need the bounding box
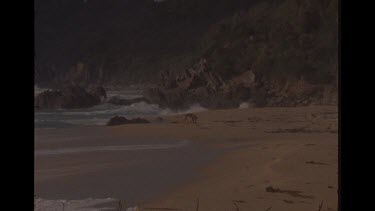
[106,116,150,126]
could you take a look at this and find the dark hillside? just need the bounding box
[35,0,263,88]
[145,0,338,109]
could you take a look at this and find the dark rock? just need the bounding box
[106,116,150,126]
[88,85,107,102]
[35,85,103,109]
[144,59,255,110]
[60,85,101,108]
[34,89,64,109]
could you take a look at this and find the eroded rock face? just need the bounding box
[106,116,150,126]
[144,58,337,110]
[144,59,254,110]
[35,85,105,109]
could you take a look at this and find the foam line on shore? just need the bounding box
[35,197,117,211]
[35,140,190,156]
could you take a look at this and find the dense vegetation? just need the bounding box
[143,0,338,109]
[195,0,338,85]
[35,0,263,88]
[35,0,338,109]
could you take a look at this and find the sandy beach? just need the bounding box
[35,105,338,211]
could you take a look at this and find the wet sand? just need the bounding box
[35,128,218,206]
[35,105,338,211]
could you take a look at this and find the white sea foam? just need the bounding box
[35,140,190,156]
[35,88,209,128]
[34,197,117,211]
[60,102,160,116]
[160,103,208,116]
[34,85,48,96]
[106,90,144,99]
[238,102,249,109]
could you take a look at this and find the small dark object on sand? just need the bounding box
[318,201,324,211]
[184,113,198,124]
[266,186,314,199]
[233,201,239,211]
[283,200,293,204]
[306,161,329,165]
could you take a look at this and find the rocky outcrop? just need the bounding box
[35,85,105,109]
[88,85,107,102]
[106,116,150,126]
[143,0,338,110]
[34,90,64,110]
[144,57,337,110]
[144,59,256,110]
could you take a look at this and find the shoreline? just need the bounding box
[35,105,338,211]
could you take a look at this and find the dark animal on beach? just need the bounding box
[184,113,198,124]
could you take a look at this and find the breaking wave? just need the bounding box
[35,97,207,128]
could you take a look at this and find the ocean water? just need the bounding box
[34,88,213,211]
[34,89,207,128]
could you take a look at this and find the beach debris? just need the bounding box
[233,201,240,211]
[283,199,294,204]
[318,201,324,211]
[299,201,313,204]
[196,197,200,211]
[184,113,198,124]
[265,186,314,199]
[232,200,246,203]
[305,161,329,165]
[265,207,272,211]
[305,144,316,146]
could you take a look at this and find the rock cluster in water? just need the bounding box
[35,85,107,109]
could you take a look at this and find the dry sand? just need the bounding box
[35,105,338,211]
